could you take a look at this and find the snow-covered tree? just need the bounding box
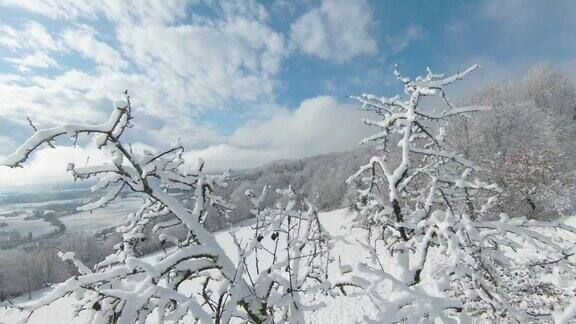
[2,93,348,323]
[486,141,573,219]
[2,94,234,322]
[239,185,358,322]
[348,64,576,322]
[448,66,576,219]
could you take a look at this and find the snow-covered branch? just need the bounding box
[2,100,130,168]
[349,65,576,321]
[4,92,349,323]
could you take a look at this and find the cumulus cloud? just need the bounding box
[0,70,116,128]
[185,96,371,171]
[0,55,276,170]
[0,1,290,166]
[480,0,576,37]
[0,96,370,184]
[0,135,18,151]
[290,0,377,62]
[0,0,187,23]
[0,2,292,161]
[117,18,287,107]
[184,144,285,171]
[230,96,365,151]
[0,0,100,20]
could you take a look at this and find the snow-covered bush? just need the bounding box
[1,93,349,323]
[348,64,576,322]
[2,94,232,322]
[237,185,354,322]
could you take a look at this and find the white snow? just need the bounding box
[59,197,143,233]
[1,208,573,323]
[0,209,372,323]
[0,212,56,238]
[0,196,143,240]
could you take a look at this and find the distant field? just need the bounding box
[58,197,143,233]
[0,195,142,242]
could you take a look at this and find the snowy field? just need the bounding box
[1,208,574,323]
[0,197,142,240]
[58,197,143,234]
[0,213,56,239]
[0,198,87,212]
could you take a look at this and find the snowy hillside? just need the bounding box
[1,208,575,323]
[0,209,365,323]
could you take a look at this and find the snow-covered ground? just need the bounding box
[58,197,143,234]
[0,198,87,212]
[0,208,375,323]
[0,212,56,239]
[0,197,142,240]
[0,209,574,323]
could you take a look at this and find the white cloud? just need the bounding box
[184,144,285,171]
[0,52,268,159]
[0,2,378,190]
[0,96,371,183]
[0,1,292,168]
[141,115,226,151]
[0,146,110,187]
[0,135,17,151]
[219,0,269,21]
[5,52,60,72]
[481,0,538,29]
[117,18,287,108]
[386,25,422,55]
[0,0,187,23]
[0,0,99,20]
[0,70,113,128]
[480,0,576,36]
[186,96,371,171]
[0,21,62,51]
[101,0,188,25]
[290,0,377,62]
[63,25,127,70]
[0,64,225,140]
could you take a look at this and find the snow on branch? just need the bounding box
[2,100,129,168]
[349,64,576,321]
[5,92,352,323]
[236,185,358,322]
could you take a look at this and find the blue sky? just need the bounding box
[0,0,575,187]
